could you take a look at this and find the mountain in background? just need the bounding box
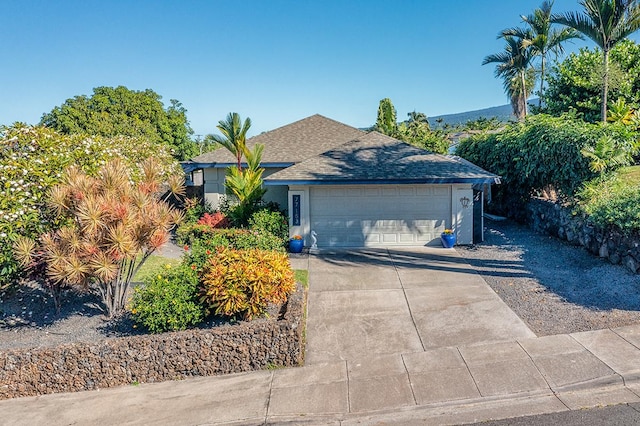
[430,99,539,128]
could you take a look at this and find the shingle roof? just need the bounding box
[190,114,365,164]
[263,132,500,185]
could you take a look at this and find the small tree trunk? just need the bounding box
[539,56,546,108]
[601,49,610,123]
[521,72,528,119]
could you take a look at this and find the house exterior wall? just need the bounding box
[261,168,288,209]
[203,167,226,209]
[203,167,288,211]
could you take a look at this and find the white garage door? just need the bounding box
[309,185,451,247]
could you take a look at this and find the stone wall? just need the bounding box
[0,284,306,399]
[527,198,640,274]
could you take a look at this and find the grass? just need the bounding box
[294,269,309,288]
[617,165,640,182]
[133,255,181,283]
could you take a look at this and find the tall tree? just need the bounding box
[211,112,252,171]
[40,86,196,160]
[375,98,398,136]
[552,0,640,121]
[541,39,640,121]
[502,1,581,106]
[483,35,536,120]
[406,111,430,129]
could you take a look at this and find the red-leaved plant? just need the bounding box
[197,212,231,229]
[13,158,184,318]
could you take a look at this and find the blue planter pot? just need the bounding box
[440,233,456,248]
[289,238,304,253]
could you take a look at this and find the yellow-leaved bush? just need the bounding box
[200,247,295,320]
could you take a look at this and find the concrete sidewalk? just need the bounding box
[3,248,640,425]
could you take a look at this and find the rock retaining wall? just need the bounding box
[527,198,640,274]
[0,284,306,399]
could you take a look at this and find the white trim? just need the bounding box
[288,187,310,243]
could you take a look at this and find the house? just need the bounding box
[184,114,499,247]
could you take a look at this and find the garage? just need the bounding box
[309,185,450,246]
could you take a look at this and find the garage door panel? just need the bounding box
[382,233,398,243]
[364,187,381,196]
[398,187,416,196]
[310,185,451,247]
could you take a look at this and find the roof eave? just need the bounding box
[181,162,294,172]
[263,177,501,186]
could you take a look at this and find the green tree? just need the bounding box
[502,1,581,106]
[225,144,267,224]
[541,39,640,121]
[40,86,197,160]
[552,0,640,121]
[483,35,536,120]
[211,112,252,170]
[373,100,449,153]
[375,98,398,136]
[397,112,450,153]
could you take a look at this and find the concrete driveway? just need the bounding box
[304,247,535,364]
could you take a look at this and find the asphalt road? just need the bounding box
[470,403,640,425]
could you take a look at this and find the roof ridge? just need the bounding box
[247,114,364,142]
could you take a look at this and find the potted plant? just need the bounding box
[289,235,304,253]
[440,229,456,248]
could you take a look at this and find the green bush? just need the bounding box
[0,245,20,291]
[200,247,295,320]
[455,114,634,217]
[578,166,640,234]
[183,228,285,274]
[130,264,204,333]
[182,197,213,225]
[248,209,288,242]
[0,124,180,289]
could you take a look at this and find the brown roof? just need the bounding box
[264,132,500,185]
[191,114,365,164]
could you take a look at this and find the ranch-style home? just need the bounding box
[182,114,499,247]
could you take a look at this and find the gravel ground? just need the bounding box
[457,219,640,336]
[0,241,184,351]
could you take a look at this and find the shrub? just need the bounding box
[181,227,285,251]
[577,166,640,234]
[130,264,204,333]
[455,114,634,217]
[13,159,183,318]
[182,197,212,225]
[184,228,285,274]
[200,247,295,320]
[197,212,231,228]
[0,245,20,292]
[0,124,180,289]
[248,209,288,242]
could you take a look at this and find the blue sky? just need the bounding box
[2,0,639,136]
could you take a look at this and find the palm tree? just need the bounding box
[483,35,536,120]
[552,0,640,122]
[211,112,252,170]
[406,111,430,130]
[502,1,581,107]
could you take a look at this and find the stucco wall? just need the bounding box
[202,167,288,211]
